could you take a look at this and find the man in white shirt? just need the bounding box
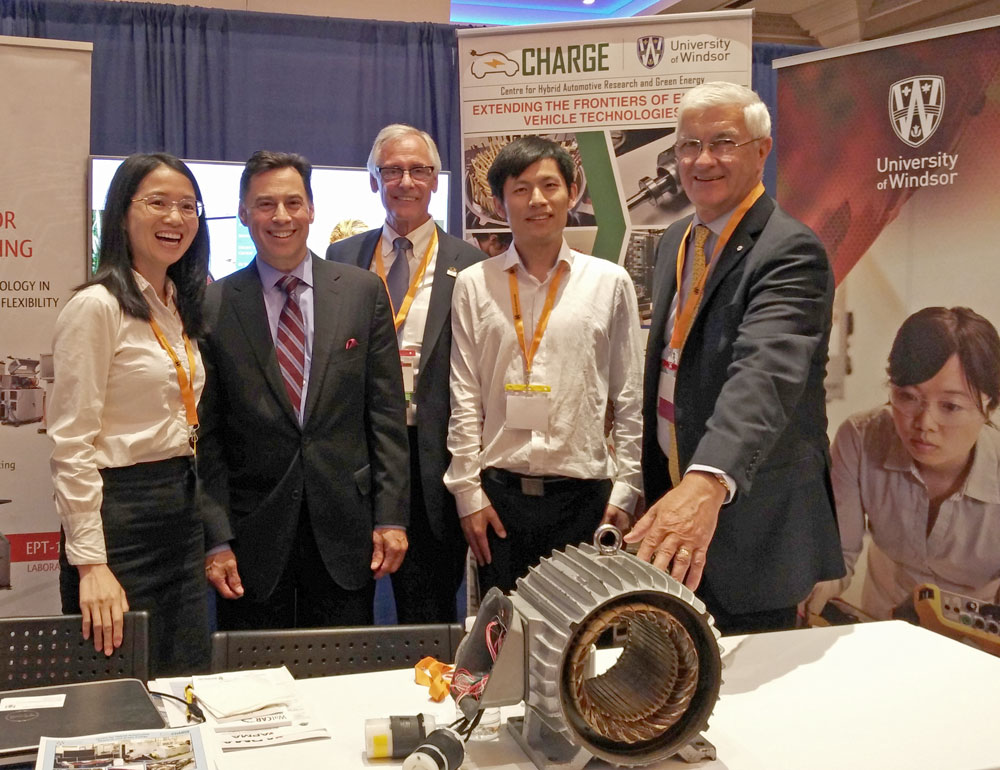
[445,135,643,593]
[327,126,484,623]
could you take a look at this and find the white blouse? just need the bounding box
[833,406,1000,618]
[49,272,204,565]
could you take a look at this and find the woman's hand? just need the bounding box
[76,564,129,656]
[798,578,848,625]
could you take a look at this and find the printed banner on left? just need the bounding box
[0,35,92,614]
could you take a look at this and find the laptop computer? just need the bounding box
[0,679,165,767]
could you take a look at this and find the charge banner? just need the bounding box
[0,35,92,614]
[775,16,1000,432]
[457,12,752,322]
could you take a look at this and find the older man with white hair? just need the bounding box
[627,82,844,634]
[327,125,483,624]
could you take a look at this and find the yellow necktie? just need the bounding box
[667,224,712,485]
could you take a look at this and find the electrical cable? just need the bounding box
[147,690,206,723]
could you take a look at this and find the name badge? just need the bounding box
[505,384,551,432]
[400,349,416,400]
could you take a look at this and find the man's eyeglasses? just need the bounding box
[674,137,763,161]
[131,195,204,218]
[889,386,985,426]
[377,166,436,183]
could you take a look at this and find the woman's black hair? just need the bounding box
[888,306,1000,415]
[79,153,209,337]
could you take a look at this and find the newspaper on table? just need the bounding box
[34,724,213,770]
[151,666,329,751]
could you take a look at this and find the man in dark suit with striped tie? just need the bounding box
[199,150,409,629]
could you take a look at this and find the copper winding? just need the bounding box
[466,135,584,222]
[468,136,511,219]
[564,601,699,743]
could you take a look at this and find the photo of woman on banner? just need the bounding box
[49,153,215,675]
[805,306,1000,620]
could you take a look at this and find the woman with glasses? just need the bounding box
[49,153,212,675]
[806,306,1000,619]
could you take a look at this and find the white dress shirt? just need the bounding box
[372,217,438,425]
[445,240,643,518]
[49,272,204,565]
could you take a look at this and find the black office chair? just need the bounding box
[210,623,465,678]
[0,611,150,691]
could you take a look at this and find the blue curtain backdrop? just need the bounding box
[752,42,818,193]
[2,0,816,231]
[0,0,467,230]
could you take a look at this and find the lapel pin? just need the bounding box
[736,245,744,252]
[447,266,459,277]
[345,338,358,350]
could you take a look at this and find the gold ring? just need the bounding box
[676,547,691,559]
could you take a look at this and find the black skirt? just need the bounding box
[60,456,209,677]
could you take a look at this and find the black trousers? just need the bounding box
[390,427,467,624]
[216,497,375,631]
[60,457,209,677]
[479,469,612,594]
[696,579,798,635]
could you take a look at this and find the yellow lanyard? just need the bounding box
[669,182,765,349]
[507,260,568,378]
[374,228,438,331]
[148,317,199,452]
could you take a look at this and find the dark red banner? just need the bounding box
[6,532,60,561]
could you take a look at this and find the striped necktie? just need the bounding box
[275,274,306,418]
[386,236,412,312]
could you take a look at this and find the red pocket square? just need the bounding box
[345,338,358,350]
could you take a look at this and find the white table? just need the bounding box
[215,621,1000,770]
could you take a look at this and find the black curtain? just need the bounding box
[2,0,819,230]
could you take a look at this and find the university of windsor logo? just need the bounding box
[636,36,664,69]
[889,76,945,148]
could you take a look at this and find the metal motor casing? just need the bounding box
[504,540,722,768]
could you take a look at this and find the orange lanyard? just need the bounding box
[669,182,765,349]
[507,260,568,378]
[148,317,199,451]
[374,228,438,331]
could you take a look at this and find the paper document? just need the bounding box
[33,724,214,770]
[191,667,297,719]
[151,667,330,751]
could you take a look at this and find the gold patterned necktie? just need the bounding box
[681,224,710,345]
[667,223,712,485]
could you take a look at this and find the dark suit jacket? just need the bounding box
[199,253,409,601]
[326,226,483,542]
[642,195,844,614]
